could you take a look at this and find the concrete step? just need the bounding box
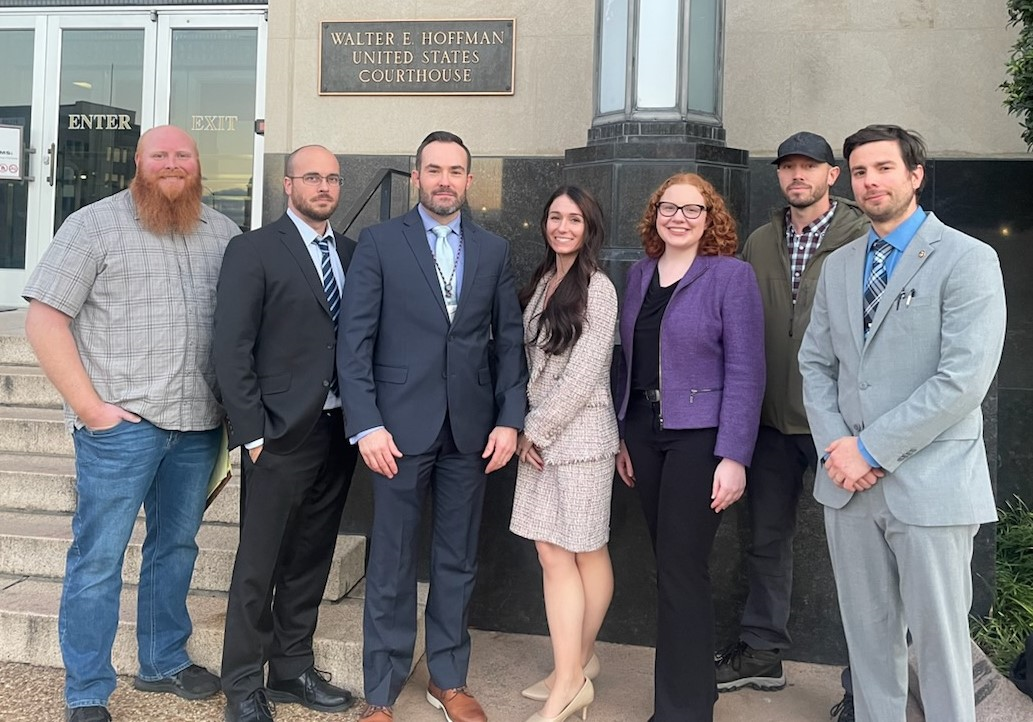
[0,510,365,602]
[0,452,243,524]
[0,365,63,409]
[0,407,72,456]
[0,333,36,367]
[0,575,423,695]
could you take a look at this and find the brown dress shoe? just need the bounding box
[360,704,393,721]
[426,682,487,722]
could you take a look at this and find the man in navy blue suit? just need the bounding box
[339,131,527,722]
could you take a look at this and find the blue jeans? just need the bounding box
[61,419,220,709]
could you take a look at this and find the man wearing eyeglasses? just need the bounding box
[716,132,867,721]
[215,145,359,722]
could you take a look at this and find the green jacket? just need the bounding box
[741,197,869,435]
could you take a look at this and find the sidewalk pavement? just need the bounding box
[2,629,845,722]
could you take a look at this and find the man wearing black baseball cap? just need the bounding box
[716,131,867,722]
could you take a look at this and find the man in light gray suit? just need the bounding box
[798,124,1006,722]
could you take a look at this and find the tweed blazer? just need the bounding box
[522,270,619,465]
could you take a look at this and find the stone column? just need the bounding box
[564,0,749,295]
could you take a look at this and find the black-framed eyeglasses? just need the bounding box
[288,173,344,187]
[656,201,707,219]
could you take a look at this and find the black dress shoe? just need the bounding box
[267,666,355,712]
[224,689,275,722]
[67,707,111,722]
[133,664,220,700]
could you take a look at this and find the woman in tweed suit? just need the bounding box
[510,186,619,722]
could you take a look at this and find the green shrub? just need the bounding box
[1002,0,1033,149]
[972,497,1033,673]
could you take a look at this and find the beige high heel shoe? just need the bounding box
[521,654,600,701]
[523,677,594,722]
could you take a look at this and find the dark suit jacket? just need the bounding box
[338,206,527,456]
[214,213,356,453]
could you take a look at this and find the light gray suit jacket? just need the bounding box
[799,212,1006,526]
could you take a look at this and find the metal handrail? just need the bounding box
[339,167,410,238]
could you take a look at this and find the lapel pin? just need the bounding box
[918,250,926,258]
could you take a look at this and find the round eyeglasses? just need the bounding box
[288,173,344,187]
[656,201,707,219]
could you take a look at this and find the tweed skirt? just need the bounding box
[509,456,615,553]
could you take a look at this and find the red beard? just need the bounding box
[130,169,203,235]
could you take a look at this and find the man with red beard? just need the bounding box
[23,125,239,722]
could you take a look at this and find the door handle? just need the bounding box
[45,142,55,186]
[23,146,35,182]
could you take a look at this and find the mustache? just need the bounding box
[158,169,188,178]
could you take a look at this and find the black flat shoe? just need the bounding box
[266,666,355,712]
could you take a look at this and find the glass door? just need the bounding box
[48,19,155,234]
[156,13,266,233]
[0,8,266,307]
[0,16,44,307]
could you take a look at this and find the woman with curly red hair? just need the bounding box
[614,173,765,721]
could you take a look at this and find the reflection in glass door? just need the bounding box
[0,29,35,271]
[54,29,145,232]
[168,27,257,232]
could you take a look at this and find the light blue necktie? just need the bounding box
[432,225,457,320]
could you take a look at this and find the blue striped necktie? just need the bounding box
[315,237,340,395]
[863,239,892,337]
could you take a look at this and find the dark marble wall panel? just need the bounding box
[930,160,1033,392]
[271,149,1028,662]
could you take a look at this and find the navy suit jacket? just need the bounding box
[338,206,527,455]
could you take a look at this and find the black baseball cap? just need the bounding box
[772,131,836,165]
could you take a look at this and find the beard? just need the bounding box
[419,185,465,217]
[785,182,830,210]
[130,170,203,235]
[291,190,338,223]
[862,188,916,225]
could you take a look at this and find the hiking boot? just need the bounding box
[830,692,855,721]
[714,640,786,692]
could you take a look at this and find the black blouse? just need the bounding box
[631,267,679,391]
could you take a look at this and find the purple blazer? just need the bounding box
[616,254,766,466]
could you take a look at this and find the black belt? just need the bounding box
[639,389,660,403]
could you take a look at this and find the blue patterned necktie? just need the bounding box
[863,239,892,337]
[315,237,340,395]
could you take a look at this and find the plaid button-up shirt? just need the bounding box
[785,200,837,302]
[23,189,240,432]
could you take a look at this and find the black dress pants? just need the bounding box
[221,409,357,704]
[624,396,722,722]
[740,425,816,650]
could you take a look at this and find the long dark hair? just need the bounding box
[519,185,605,356]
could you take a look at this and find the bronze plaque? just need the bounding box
[319,19,515,96]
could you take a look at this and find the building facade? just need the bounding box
[1,0,1030,662]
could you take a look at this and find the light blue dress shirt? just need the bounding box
[857,206,927,468]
